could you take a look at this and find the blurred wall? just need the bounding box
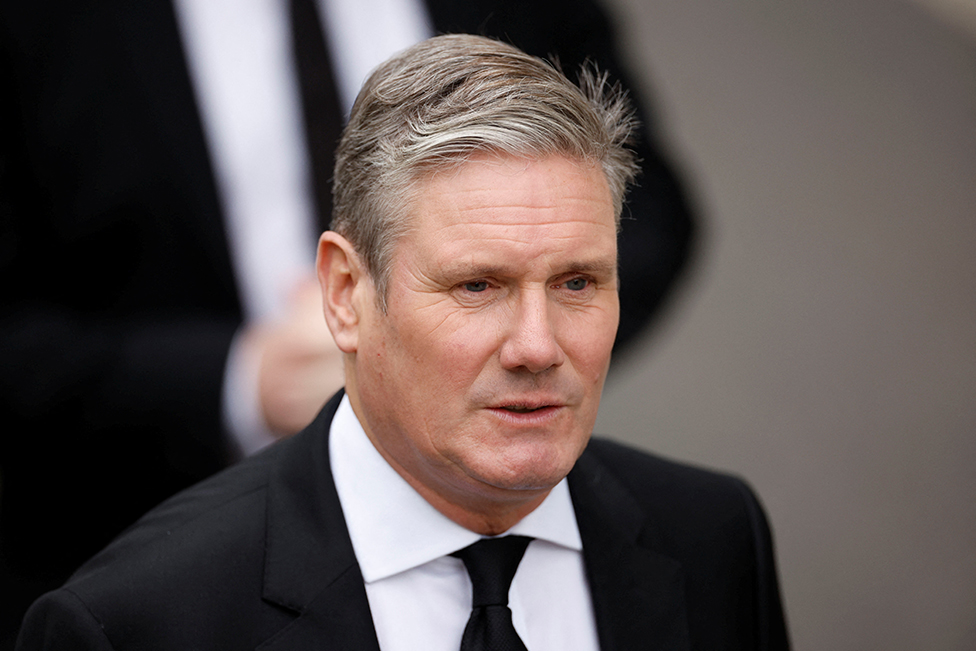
[594,0,976,648]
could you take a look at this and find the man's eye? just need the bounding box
[565,278,590,291]
[463,281,489,292]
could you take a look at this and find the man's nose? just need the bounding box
[498,290,565,374]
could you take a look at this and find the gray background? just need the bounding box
[594,0,976,648]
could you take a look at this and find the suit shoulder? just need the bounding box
[583,437,754,496]
[580,437,766,540]
[19,409,342,649]
[29,444,289,647]
[573,440,790,648]
[83,440,283,570]
[17,587,115,651]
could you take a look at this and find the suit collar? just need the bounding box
[570,447,692,651]
[259,390,381,650]
[257,394,689,651]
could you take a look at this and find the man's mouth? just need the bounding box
[490,399,563,414]
[485,400,565,424]
[501,405,547,413]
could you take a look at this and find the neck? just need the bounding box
[366,430,552,535]
[402,475,550,536]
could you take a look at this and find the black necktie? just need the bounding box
[452,536,533,651]
[289,0,344,232]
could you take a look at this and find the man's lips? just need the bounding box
[485,398,567,415]
[487,396,564,409]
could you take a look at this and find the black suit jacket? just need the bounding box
[17,392,789,650]
[0,0,694,640]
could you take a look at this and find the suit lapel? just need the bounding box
[258,392,381,651]
[256,568,380,651]
[569,449,692,651]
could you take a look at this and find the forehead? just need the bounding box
[399,155,617,273]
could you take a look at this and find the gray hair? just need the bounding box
[331,33,640,307]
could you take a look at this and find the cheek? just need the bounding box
[559,307,618,378]
[384,310,496,401]
[408,304,503,360]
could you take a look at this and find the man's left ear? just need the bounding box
[316,231,367,353]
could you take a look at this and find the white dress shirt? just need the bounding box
[330,395,601,651]
[172,0,431,454]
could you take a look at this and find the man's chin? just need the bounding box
[462,451,578,495]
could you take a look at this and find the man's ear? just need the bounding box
[317,231,369,353]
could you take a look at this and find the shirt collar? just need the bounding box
[329,394,583,583]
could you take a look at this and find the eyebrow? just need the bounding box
[439,259,618,280]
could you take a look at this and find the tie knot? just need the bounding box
[453,536,533,608]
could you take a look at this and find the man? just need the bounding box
[18,35,781,650]
[0,2,695,640]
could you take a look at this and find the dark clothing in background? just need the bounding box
[0,0,695,643]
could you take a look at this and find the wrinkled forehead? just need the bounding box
[390,153,618,273]
[398,152,615,230]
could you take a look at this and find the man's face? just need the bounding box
[351,154,619,518]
